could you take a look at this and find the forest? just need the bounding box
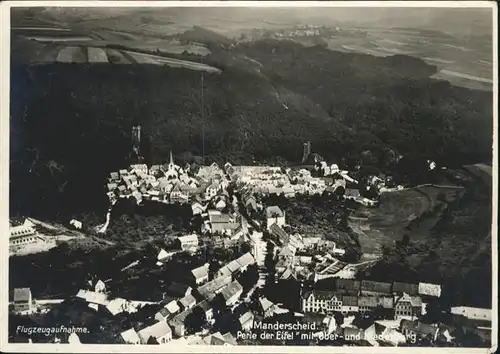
[10,36,493,223]
[360,171,492,309]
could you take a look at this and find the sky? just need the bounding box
[16,6,494,37]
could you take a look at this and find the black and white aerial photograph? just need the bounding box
[4,2,497,351]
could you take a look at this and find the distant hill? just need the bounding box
[176,26,235,48]
[9,26,493,220]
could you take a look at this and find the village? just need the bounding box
[8,140,492,347]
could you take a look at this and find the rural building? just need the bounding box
[197,300,214,321]
[138,321,172,344]
[302,291,342,313]
[394,293,423,320]
[155,308,172,322]
[239,311,255,331]
[191,264,209,285]
[220,281,243,306]
[120,328,141,344]
[177,234,199,251]
[9,219,42,251]
[163,299,181,316]
[259,297,276,318]
[269,224,290,246]
[13,288,33,314]
[336,279,361,295]
[179,294,197,311]
[392,282,419,296]
[358,296,394,314]
[341,295,359,314]
[266,206,285,230]
[400,320,439,342]
[191,202,206,215]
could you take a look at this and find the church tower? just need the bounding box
[168,150,175,170]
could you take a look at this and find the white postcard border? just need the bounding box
[0,1,497,353]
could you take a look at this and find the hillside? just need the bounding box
[10,26,493,222]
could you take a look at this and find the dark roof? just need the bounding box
[167,282,191,297]
[197,300,212,313]
[401,320,438,337]
[220,281,243,301]
[342,295,359,306]
[269,224,289,245]
[314,291,341,301]
[336,279,361,292]
[157,308,170,318]
[361,280,392,294]
[266,206,284,218]
[395,293,423,307]
[392,282,419,295]
[345,188,361,197]
[358,296,394,308]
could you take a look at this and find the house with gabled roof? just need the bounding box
[400,320,439,342]
[358,296,394,314]
[191,264,209,285]
[13,288,33,314]
[197,300,214,321]
[450,306,491,322]
[341,295,359,314]
[220,281,243,306]
[155,307,173,322]
[394,293,423,320]
[205,182,221,200]
[177,234,199,251]
[137,321,172,344]
[418,282,442,298]
[239,311,255,331]
[269,224,289,246]
[301,290,343,313]
[235,252,255,272]
[120,328,140,344]
[191,201,206,216]
[179,294,197,311]
[266,206,285,230]
[197,275,232,300]
[259,297,276,318]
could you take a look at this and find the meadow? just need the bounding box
[349,184,464,256]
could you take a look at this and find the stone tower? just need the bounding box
[132,125,141,157]
[302,141,311,164]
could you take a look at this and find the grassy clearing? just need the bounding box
[349,185,464,255]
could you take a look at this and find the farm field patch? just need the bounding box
[55,46,87,63]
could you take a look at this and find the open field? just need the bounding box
[463,163,493,187]
[11,26,220,73]
[349,184,464,256]
[55,46,87,63]
[87,47,109,63]
[326,27,492,91]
